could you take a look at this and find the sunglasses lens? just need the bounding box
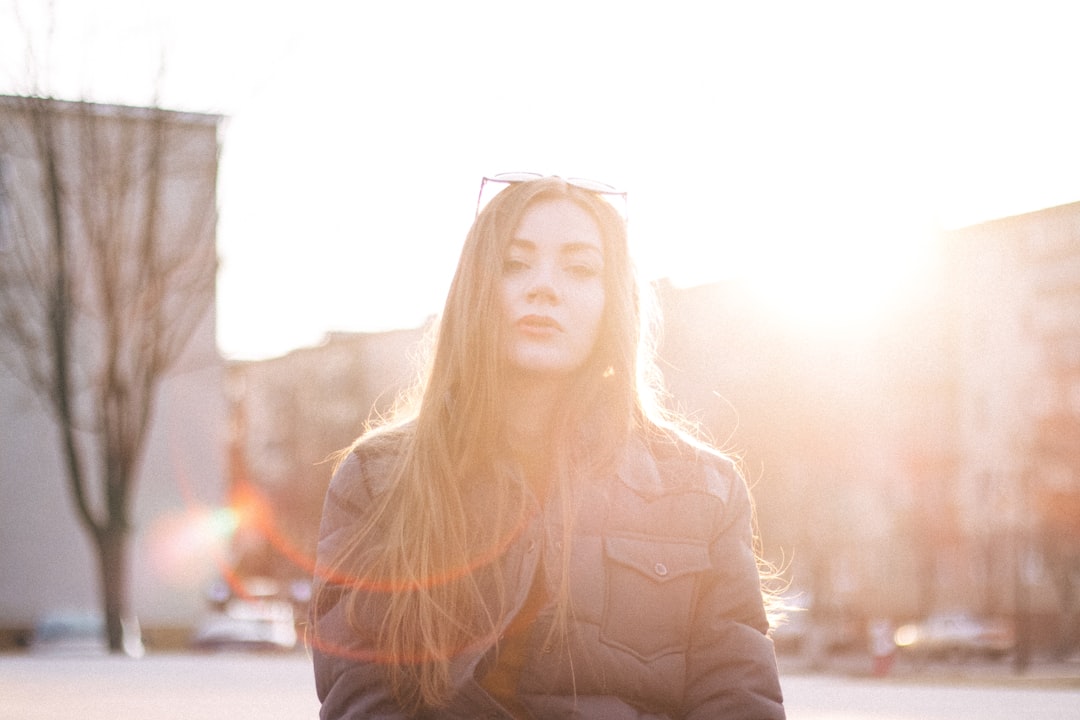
[566,177,622,195]
[489,172,544,184]
[476,176,516,215]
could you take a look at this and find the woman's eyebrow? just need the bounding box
[560,242,603,257]
[507,238,537,251]
[506,238,602,257]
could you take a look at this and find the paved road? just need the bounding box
[782,672,1079,720]
[1,651,1077,719]
[0,652,319,720]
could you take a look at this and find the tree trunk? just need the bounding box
[94,524,141,655]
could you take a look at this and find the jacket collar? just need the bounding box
[613,435,665,498]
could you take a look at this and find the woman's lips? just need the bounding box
[516,314,563,335]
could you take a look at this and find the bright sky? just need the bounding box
[3,0,1079,360]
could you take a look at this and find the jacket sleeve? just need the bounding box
[682,458,785,720]
[310,451,410,720]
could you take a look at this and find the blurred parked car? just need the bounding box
[190,576,298,652]
[893,612,1014,660]
[30,611,144,657]
[770,590,863,656]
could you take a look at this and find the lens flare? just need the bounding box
[146,505,240,586]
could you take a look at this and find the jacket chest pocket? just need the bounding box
[600,536,712,661]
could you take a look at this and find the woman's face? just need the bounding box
[499,197,606,378]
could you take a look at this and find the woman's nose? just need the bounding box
[525,265,559,303]
[526,281,558,303]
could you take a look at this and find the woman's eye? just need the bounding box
[503,258,529,274]
[566,263,601,279]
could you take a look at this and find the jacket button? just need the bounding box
[654,562,668,577]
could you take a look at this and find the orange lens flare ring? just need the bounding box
[312,503,536,594]
[309,506,538,663]
[229,480,319,575]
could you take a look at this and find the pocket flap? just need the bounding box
[604,536,711,583]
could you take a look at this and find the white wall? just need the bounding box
[0,328,225,630]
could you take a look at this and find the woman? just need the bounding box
[311,174,785,719]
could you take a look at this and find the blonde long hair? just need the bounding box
[316,177,668,710]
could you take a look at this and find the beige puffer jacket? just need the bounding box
[311,429,785,719]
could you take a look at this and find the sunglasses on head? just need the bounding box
[475,172,628,219]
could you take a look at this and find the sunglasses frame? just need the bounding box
[475,172,628,219]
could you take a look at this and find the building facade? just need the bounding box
[943,202,1080,649]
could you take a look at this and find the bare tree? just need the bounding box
[0,93,220,652]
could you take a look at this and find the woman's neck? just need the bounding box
[504,375,563,438]
[503,375,565,490]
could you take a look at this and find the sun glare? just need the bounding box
[674,218,939,337]
[750,244,930,332]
